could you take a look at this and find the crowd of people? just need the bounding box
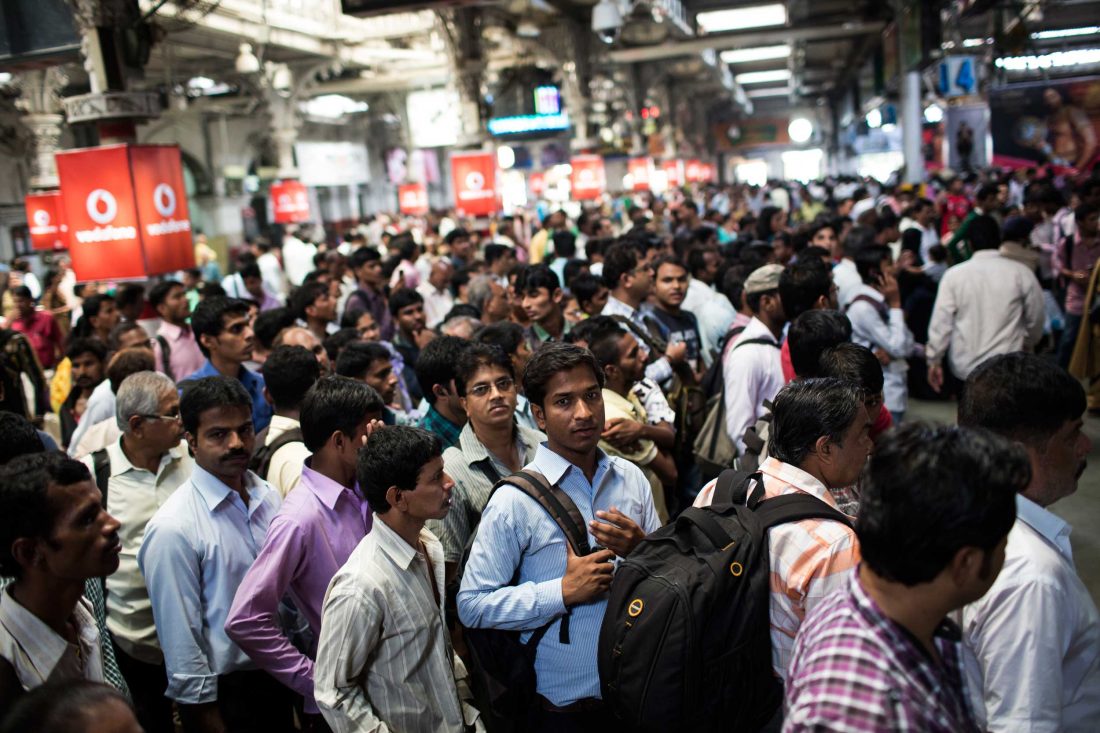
[0,165,1097,733]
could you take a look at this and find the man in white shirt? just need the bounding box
[417,259,455,329]
[84,371,193,733]
[926,215,1045,392]
[255,240,289,299]
[958,353,1099,731]
[315,426,478,733]
[722,264,786,455]
[282,226,317,287]
[257,345,320,497]
[682,247,736,366]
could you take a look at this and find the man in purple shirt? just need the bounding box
[149,280,205,381]
[784,423,1026,732]
[224,376,384,727]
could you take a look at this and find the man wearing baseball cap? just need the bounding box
[721,263,788,454]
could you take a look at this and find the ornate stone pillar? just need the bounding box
[14,68,68,191]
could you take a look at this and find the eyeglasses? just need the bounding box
[140,411,181,422]
[467,377,515,398]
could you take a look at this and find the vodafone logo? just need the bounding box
[32,210,49,228]
[465,171,485,191]
[86,189,118,225]
[153,183,177,217]
[277,194,292,209]
[578,169,595,184]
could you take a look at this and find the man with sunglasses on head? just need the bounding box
[82,371,192,733]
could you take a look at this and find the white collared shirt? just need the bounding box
[83,438,193,664]
[0,587,103,690]
[962,494,1100,732]
[846,284,914,413]
[721,316,783,454]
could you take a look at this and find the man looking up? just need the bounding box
[958,353,1100,731]
[258,345,321,497]
[315,426,476,733]
[521,265,570,343]
[139,376,290,733]
[149,279,204,382]
[416,335,472,450]
[227,376,382,725]
[0,452,122,716]
[184,296,273,433]
[459,343,661,725]
[60,338,108,448]
[291,281,338,343]
[785,423,1024,731]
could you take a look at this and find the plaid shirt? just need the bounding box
[418,405,463,451]
[784,569,980,732]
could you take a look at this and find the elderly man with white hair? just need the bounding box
[83,370,194,733]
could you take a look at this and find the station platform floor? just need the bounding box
[908,397,1100,604]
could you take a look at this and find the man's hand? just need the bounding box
[561,545,614,606]
[602,417,644,449]
[360,419,385,446]
[590,507,646,558]
[414,328,437,349]
[928,363,944,393]
[664,340,688,365]
[873,348,892,367]
[878,271,902,308]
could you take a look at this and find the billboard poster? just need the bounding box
[570,155,605,200]
[398,183,428,215]
[451,151,498,217]
[270,180,312,224]
[990,77,1100,177]
[24,191,67,251]
[628,157,652,191]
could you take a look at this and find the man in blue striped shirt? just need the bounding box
[458,342,661,730]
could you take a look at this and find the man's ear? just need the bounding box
[531,402,547,431]
[11,537,39,573]
[385,485,403,512]
[814,435,833,464]
[198,332,216,353]
[552,288,564,305]
[262,387,274,407]
[432,383,450,401]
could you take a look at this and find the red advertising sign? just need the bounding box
[662,159,684,188]
[270,180,311,224]
[24,191,68,251]
[55,144,196,282]
[628,157,652,191]
[685,159,707,183]
[398,183,429,215]
[450,151,498,217]
[570,155,605,200]
[529,172,546,196]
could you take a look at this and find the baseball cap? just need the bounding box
[744,263,784,295]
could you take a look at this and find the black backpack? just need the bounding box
[599,469,853,732]
[461,469,594,733]
[249,427,304,480]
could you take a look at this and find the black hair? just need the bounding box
[969,214,1002,251]
[388,287,423,317]
[391,232,418,261]
[0,452,93,578]
[976,183,1000,203]
[756,206,782,240]
[349,246,382,270]
[588,322,629,369]
[778,259,834,320]
[652,254,688,279]
[10,285,32,300]
[959,352,1087,446]
[523,342,605,408]
[816,342,884,395]
[116,283,145,312]
[106,348,155,393]
[336,341,392,381]
[685,247,712,280]
[562,259,588,290]
[552,230,577,259]
[0,680,135,733]
[484,243,511,266]
[857,423,1026,585]
[1002,216,1035,243]
[300,376,384,451]
[521,264,561,296]
[66,337,108,363]
[148,279,183,310]
[585,237,612,261]
[474,321,527,357]
[769,378,865,467]
[179,375,253,436]
[200,282,227,300]
[455,343,515,397]
[444,303,483,322]
[253,307,297,351]
[107,321,148,352]
[571,273,605,307]
[0,412,45,465]
[323,327,361,362]
[239,262,262,281]
[262,345,321,412]
[1076,201,1100,224]
[853,244,893,285]
[415,335,472,405]
[289,281,328,320]
[739,243,775,274]
[191,297,252,357]
[358,426,442,514]
[601,241,643,290]
[719,266,747,308]
[787,310,853,378]
[72,294,115,338]
[444,227,470,245]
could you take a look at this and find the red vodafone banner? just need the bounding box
[529,172,546,197]
[570,155,605,200]
[56,144,196,282]
[398,183,429,215]
[24,191,68,251]
[628,157,653,192]
[685,159,707,183]
[451,151,498,217]
[270,180,311,224]
[662,159,684,188]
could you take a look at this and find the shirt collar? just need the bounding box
[848,567,962,644]
[107,437,185,478]
[190,463,272,514]
[1016,493,1073,558]
[300,462,361,511]
[159,321,190,339]
[854,283,885,302]
[371,515,421,571]
[0,587,97,680]
[759,456,838,508]
[604,294,640,319]
[742,316,779,343]
[530,442,611,487]
[972,250,1001,259]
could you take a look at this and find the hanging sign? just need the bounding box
[628,157,653,191]
[270,180,311,224]
[398,183,429,215]
[570,155,605,200]
[451,151,499,217]
[662,159,684,188]
[24,191,68,251]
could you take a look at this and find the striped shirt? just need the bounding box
[0,585,104,690]
[457,444,662,706]
[784,568,980,732]
[314,519,473,733]
[693,456,859,679]
[427,422,545,563]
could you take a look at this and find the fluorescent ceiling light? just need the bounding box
[746,86,790,98]
[0,72,13,84]
[788,117,814,143]
[962,38,989,47]
[187,76,216,90]
[720,44,791,64]
[995,48,1100,71]
[697,4,786,34]
[1032,26,1100,40]
[734,69,791,84]
[303,94,369,119]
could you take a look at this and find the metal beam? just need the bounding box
[607,20,886,63]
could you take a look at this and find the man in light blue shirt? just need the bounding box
[139,376,291,733]
[458,342,661,725]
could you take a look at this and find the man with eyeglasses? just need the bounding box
[428,343,546,583]
[139,376,291,733]
[83,370,192,733]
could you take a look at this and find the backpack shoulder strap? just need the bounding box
[92,448,110,508]
[731,336,780,351]
[845,293,889,322]
[251,427,305,478]
[492,469,591,555]
[713,468,760,506]
[155,334,174,381]
[753,493,854,531]
[610,314,668,358]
